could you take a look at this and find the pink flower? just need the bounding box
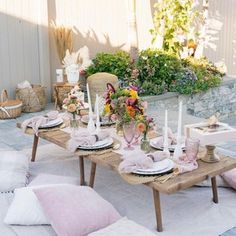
[110,114,117,121]
[141,101,148,109]
[63,98,69,104]
[126,98,137,106]
[129,85,139,91]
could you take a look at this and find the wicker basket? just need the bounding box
[0,90,22,119]
[15,85,46,112]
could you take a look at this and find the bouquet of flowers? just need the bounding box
[104,83,145,124]
[136,116,154,140]
[63,85,85,123]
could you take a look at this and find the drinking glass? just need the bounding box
[185,137,200,161]
[133,125,141,145]
[123,122,135,150]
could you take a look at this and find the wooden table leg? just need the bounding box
[89,162,97,188]
[211,176,218,203]
[31,134,39,162]
[153,189,163,232]
[79,157,85,186]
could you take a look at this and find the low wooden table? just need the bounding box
[28,129,236,232]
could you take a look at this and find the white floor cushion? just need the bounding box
[4,174,80,226]
[0,151,29,192]
[88,217,156,236]
[4,187,50,225]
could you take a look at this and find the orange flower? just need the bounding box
[137,122,146,133]
[126,106,135,118]
[67,104,77,113]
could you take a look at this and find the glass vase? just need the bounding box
[116,120,123,136]
[70,113,79,134]
[140,135,150,152]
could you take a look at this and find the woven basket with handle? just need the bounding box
[0,90,22,119]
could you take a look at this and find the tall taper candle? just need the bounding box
[177,100,182,140]
[164,109,168,146]
[163,109,170,157]
[173,100,183,160]
[95,94,101,132]
[86,83,93,115]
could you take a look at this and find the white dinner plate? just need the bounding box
[81,115,115,126]
[132,159,174,175]
[78,137,114,150]
[150,137,186,152]
[28,118,63,129]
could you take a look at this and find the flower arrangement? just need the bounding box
[136,115,154,151]
[104,83,145,124]
[63,85,85,122]
[136,116,154,140]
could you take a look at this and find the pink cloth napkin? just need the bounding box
[118,151,170,174]
[67,131,110,152]
[22,111,59,135]
[175,154,198,173]
[155,128,177,147]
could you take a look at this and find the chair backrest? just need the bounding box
[87,72,119,107]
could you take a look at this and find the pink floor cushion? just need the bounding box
[33,184,121,236]
[221,168,236,190]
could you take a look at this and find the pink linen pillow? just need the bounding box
[33,185,121,236]
[221,168,236,190]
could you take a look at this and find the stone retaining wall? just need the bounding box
[143,76,236,120]
[187,77,236,120]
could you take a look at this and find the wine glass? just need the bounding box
[123,121,135,150]
[133,125,141,145]
[185,137,200,161]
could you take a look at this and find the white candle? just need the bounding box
[164,109,168,146]
[163,109,170,158]
[173,100,183,160]
[95,94,101,132]
[177,100,182,140]
[86,83,93,115]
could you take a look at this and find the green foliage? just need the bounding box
[85,51,133,82]
[85,49,223,96]
[150,0,199,56]
[169,57,222,94]
[136,49,184,95]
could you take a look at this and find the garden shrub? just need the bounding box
[169,57,222,94]
[85,51,133,84]
[136,49,184,95]
[86,49,223,96]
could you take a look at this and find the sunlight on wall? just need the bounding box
[136,0,155,50]
[204,0,236,76]
[52,0,130,55]
[0,0,41,25]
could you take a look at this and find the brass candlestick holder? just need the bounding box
[201,145,220,163]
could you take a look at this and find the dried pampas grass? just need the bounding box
[51,20,73,64]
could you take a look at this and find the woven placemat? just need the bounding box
[88,150,179,185]
[120,169,179,185]
[74,137,121,157]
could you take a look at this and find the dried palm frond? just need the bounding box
[51,20,73,64]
